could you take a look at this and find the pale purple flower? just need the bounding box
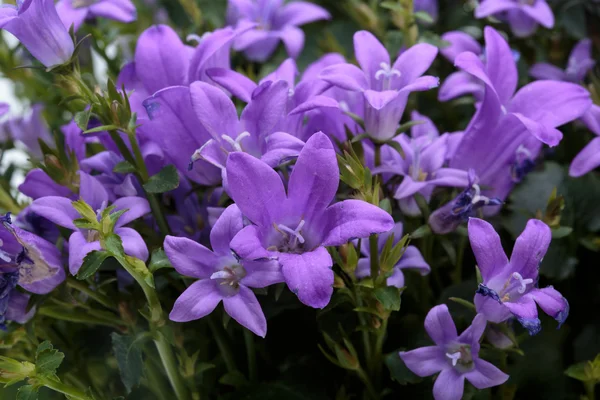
[414,0,438,24]
[438,31,484,102]
[400,305,509,400]
[30,172,150,274]
[469,218,569,335]
[227,132,394,308]
[374,111,469,216]
[475,0,554,38]
[571,104,600,177]
[56,0,137,32]
[355,222,430,288]
[6,105,52,158]
[165,204,283,337]
[449,27,591,207]
[0,0,74,68]
[319,31,439,141]
[227,0,330,61]
[0,269,33,329]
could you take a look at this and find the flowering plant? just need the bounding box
[0,0,598,399]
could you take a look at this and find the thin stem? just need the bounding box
[108,130,137,166]
[369,234,379,281]
[373,143,382,167]
[40,378,94,400]
[207,314,237,372]
[353,287,373,372]
[143,357,171,400]
[356,367,379,400]
[372,318,388,389]
[128,131,149,181]
[155,331,188,400]
[146,189,172,237]
[243,329,258,382]
[452,236,467,284]
[66,277,116,310]
[584,381,596,400]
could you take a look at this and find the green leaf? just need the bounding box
[16,385,37,400]
[414,11,434,24]
[72,200,98,223]
[143,165,180,193]
[385,352,421,385]
[374,287,401,311]
[103,234,126,257]
[77,251,111,280]
[73,218,99,230]
[551,226,573,239]
[380,1,404,11]
[113,161,136,174]
[149,248,173,272]
[410,225,431,239]
[74,108,92,132]
[35,341,65,378]
[219,370,248,388]
[111,333,144,393]
[83,125,120,134]
[449,297,476,311]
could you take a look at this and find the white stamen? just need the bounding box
[470,183,494,206]
[446,352,461,366]
[516,145,532,158]
[221,131,250,152]
[277,220,306,245]
[512,272,533,294]
[210,270,231,280]
[375,62,401,81]
[338,101,350,112]
[288,88,295,97]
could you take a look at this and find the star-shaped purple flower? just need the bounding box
[227,0,331,61]
[475,0,554,38]
[469,218,569,335]
[165,204,283,337]
[400,305,509,400]
[227,132,394,308]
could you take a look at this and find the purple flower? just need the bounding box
[0,0,74,68]
[227,132,394,308]
[414,0,438,24]
[438,31,484,102]
[374,111,469,216]
[0,269,33,329]
[429,170,502,235]
[6,105,52,158]
[165,204,283,337]
[571,104,600,177]
[56,0,136,32]
[449,27,591,206]
[0,213,65,295]
[81,151,141,201]
[355,222,430,288]
[475,0,554,38]
[469,218,569,335]
[530,39,595,83]
[29,172,150,274]
[400,305,509,400]
[319,31,439,141]
[227,0,330,61]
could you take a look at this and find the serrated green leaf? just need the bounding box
[111,333,144,393]
[103,234,125,257]
[16,385,37,400]
[74,108,92,132]
[374,287,402,311]
[72,200,97,223]
[113,161,136,174]
[77,251,110,280]
[149,248,173,272]
[36,341,53,357]
[35,342,65,378]
[73,218,99,230]
[143,165,180,194]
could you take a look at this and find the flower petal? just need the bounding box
[433,368,465,400]
[509,219,551,281]
[425,304,458,345]
[322,200,394,246]
[112,196,150,227]
[164,235,218,278]
[79,171,109,211]
[319,63,369,92]
[393,43,438,90]
[280,246,333,308]
[529,63,567,81]
[170,280,222,322]
[278,25,304,59]
[465,359,509,389]
[261,131,305,167]
[223,285,267,337]
[438,71,482,102]
[68,231,102,275]
[19,169,73,200]
[30,196,78,230]
[440,31,482,62]
[190,81,239,139]
[354,30,390,89]
[570,136,600,177]
[206,68,257,103]
[241,259,284,288]
[483,26,518,105]
[529,286,569,328]
[273,1,330,27]
[467,218,509,283]
[398,346,446,377]
[230,225,271,260]
[210,204,244,256]
[117,227,149,262]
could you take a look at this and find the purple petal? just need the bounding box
[440,31,482,62]
[529,63,567,81]
[287,132,338,221]
[319,63,369,92]
[89,0,137,23]
[55,0,87,31]
[411,110,438,138]
[508,80,592,129]
[79,171,109,211]
[386,268,405,288]
[429,168,470,189]
[111,196,150,227]
[392,43,438,90]
[475,0,517,17]
[135,25,188,94]
[190,81,239,139]
[261,58,298,87]
[30,196,78,230]
[397,246,430,276]
[398,346,446,377]
[278,25,304,59]
[210,204,244,256]
[394,177,429,200]
[206,68,257,103]
[170,279,222,322]
[425,304,458,345]
[467,218,509,283]
[261,131,305,167]
[19,169,73,199]
[465,359,509,389]
[433,368,465,400]
[164,235,218,278]
[241,259,284,288]
[302,52,346,81]
[474,293,511,323]
[570,136,600,177]
[229,225,270,260]
[117,227,149,261]
[397,75,439,93]
[279,246,333,309]
[322,200,394,246]
[288,94,339,115]
[504,294,540,334]
[581,104,600,135]
[273,1,330,27]
[507,9,538,38]
[521,0,554,28]
[529,286,569,327]
[483,26,518,105]
[511,112,563,147]
[509,219,551,281]
[226,152,287,227]
[6,291,34,324]
[454,51,497,93]
[68,231,102,275]
[438,71,482,102]
[457,314,487,349]
[354,30,390,89]
[568,39,595,81]
[0,5,18,26]
[240,80,289,145]
[223,285,267,337]
[364,90,399,110]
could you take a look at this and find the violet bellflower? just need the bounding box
[0,213,66,295]
[29,172,150,274]
[469,218,569,335]
[6,104,53,159]
[0,0,74,68]
[227,0,331,62]
[374,111,469,216]
[165,204,283,337]
[227,132,394,308]
[319,31,439,141]
[355,222,430,288]
[414,0,438,24]
[438,31,484,102]
[400,305,509,400]
[449,26,591,207]
[475,0,554,38]
[56,0,137,32]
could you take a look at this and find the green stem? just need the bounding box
[354,288,373,372]
[356,367,379,400]
[243,329,258,382]
[369,234,379,281]
[40,378,94,400]
[108,130,137,166]
[128,131,149,181]
[372,318,388,383]
[373,143,382,167]
[146,189,172,237]
[207,314,237,372]
[452,236,467,284]
[155,331,188,400]
[584,381,596,400]
[144,357,171,400]
[66,277,116,310]
[38,307,123,329]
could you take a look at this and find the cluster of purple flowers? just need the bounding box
[0,0,595,398]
